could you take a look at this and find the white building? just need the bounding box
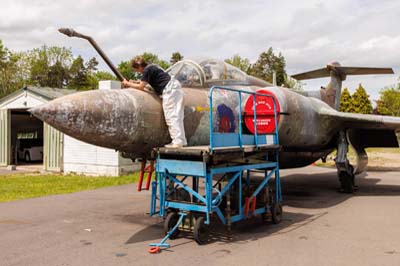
[0,81,138,176]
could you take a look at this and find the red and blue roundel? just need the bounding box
[243,89,280,134]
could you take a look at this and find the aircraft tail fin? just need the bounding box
[291,63,394,110]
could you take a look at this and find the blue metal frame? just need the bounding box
[154,161,280,224]
[209,86,280,153]
[149,212,187,249]
[150,86,282,246]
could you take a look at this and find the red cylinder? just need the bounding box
[243,89,280,134]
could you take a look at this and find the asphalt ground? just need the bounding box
[1,166,400,266]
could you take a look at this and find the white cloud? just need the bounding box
[0,0,399,99]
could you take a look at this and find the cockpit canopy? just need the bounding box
[167,58,269,87]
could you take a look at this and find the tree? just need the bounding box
[84,57,99,90]
[28,45,73,87]
[340,88,353,112]
[48,60,68,88]
[26,46,100,90]
[68,56,99,90]
[119,52,171,81]
[13,51,31,86]
[84,71,117,90]
[284,74,304,91]
[118,61,139,80]
[95,71,116,81]
[170,52,184,65]
[141,52,170,69]
[248,47,287,86]
[0,40,24,98]
[68,56,87,89]
[85,57,98,75]
[0,40,7,62]
[376,85,400,116]
[0,41,118,96]
[351,84,373,114]
[225,54,251,73]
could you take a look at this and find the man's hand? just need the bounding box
[122,79,131,88]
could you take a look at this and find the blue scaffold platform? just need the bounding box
[149,86,282,250]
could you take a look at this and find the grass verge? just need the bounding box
[0,172,140,203]
[315,148,400,168]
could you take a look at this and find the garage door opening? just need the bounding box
[11,109,43,168]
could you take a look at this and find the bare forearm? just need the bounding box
[122,79,146,90]
[127,82,144,90]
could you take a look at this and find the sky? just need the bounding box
[1,0,400,100]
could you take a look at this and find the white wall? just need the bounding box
[63,135,139,176]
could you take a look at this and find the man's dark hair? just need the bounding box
[131,56,148,69]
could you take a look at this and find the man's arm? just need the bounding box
[122,79,147,91]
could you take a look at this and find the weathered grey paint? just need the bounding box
[30,82,400,171]
[52,27,397,176]
[29,58,400,172]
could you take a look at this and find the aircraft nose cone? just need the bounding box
[29,89,141,151]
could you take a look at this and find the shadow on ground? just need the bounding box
[123,210,315,246]
[282,169,400,209]
[121,167,400,246]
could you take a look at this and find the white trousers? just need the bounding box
[162,77,187,145]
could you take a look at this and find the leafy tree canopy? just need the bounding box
[68,55,99,90]
[351,83,373,114]
[28,45,73,88]
[119,52,171,81]
[376,85,400,116]
[340,87,353,112]
[95,71,117,81]
[225,54,251,73]
[0,40,24,98]
[118,61,138,81]
[170,52,184,65]
[0,42,108,96]
[248,47,287,86]
[283,74,304,91]
[141,52,170,69]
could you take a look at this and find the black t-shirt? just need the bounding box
[141,64,171,95]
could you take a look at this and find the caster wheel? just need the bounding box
[193,216,210,245]
[271,202,283,224]
[164,212,180,239]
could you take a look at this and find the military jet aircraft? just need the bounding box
[30,29,400,193]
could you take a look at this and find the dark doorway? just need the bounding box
[10,109,44,165]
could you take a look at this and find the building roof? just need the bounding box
[0,86,77,106]
[26,86,76,100]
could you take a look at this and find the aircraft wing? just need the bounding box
[324,110,400,131]
[320,107,400,147]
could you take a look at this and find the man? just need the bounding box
[122,56,187,148]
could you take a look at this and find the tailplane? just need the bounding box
[291,63,394,110]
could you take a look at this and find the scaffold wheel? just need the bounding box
[194,216,209,245]
[271,202,283,224]
[164,212,180,239]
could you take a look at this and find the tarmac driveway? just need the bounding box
[1,166,400,266]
